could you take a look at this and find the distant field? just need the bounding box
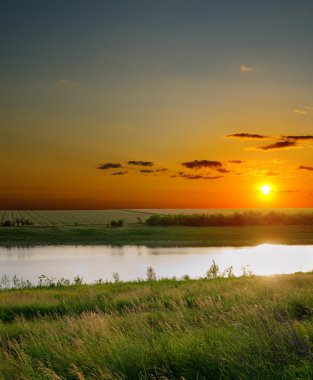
[131,208,313,215]
[0,210,154,226]
[2,209,312,227]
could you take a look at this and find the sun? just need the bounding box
[260,184,272,196]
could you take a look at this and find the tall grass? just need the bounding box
[1,274,313,378]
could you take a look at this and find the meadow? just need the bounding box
[2,274,313,379]
[0,210,153,227]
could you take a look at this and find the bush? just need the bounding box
[146,266,157,281]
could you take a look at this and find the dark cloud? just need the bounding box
[216,168,230,174]
[111,171,127,175]
[179,173,222,180]
[283,135,313,141]
[227,133,269,139]
[258,140,296,151]
[140,169,154,173]
[128,161,154,167]
[155,168,168,172]
[182,160,222,169]
[298,165,313,171]
[98,163,122,170]
[228,160,244,164]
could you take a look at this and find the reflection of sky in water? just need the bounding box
[0,244,313,283]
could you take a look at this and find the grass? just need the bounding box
[2,274,313,378]
[1,209,312,227]
[0,210,153,226]
[1,224,313,246]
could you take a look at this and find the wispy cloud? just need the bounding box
[298,165,313,171]
[216,168,230,174]
[293,106,313,115]
[179,173,223,180]
[140,169,154,173]
[128,161,154,167]
[240,64,257,73]
[282,135,313,141]
[181,160,223,169]
[276,190,299,194]
[257,140,297,151]
[227,133,269,140]
[111,171,127,175]
[228,160,244,164]
[98,163,122,170]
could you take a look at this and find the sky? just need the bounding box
[1,0,313,209]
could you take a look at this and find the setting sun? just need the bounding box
[260,185,272,196]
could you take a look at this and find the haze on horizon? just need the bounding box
[1,0,312,209]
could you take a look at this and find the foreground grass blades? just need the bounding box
[1,275,313,378]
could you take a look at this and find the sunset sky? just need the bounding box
[1,0,312,209]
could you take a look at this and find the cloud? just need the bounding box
[227,133,269,139]
[282,135,313,141]
[276,190,299,194]
[181,160,223,169]
[257,140,297,151]
[293,109,307,115]
[111,171,127,175]
[293,106,313,115]
[228,160,244,164]
[128,161,154,167]
[140,169,154,173]
[155,168,168,172]
[298,165,313,171]
[98,163,122,170]
[240,64,257,73]
[216,168,230,174]
[180,174,223,180]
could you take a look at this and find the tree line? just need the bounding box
[1,219,34,227]
[145,211,313,227]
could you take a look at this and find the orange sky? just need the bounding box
[1,1,312,209]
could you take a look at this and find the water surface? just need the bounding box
[1,244,313,284]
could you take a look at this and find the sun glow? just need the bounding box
[260,184,272,196]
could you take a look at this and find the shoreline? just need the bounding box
[1,225,313,247]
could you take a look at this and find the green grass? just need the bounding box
[0,210,153,226]
[2,209,312,227]
[2,274,313,378]
[1,225,313,246]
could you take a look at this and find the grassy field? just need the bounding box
[1,274,313,378]
[1,209,312,227]
[0,210,153,226]
[1,225,313,247]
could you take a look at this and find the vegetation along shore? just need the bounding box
[1,210,313,247]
